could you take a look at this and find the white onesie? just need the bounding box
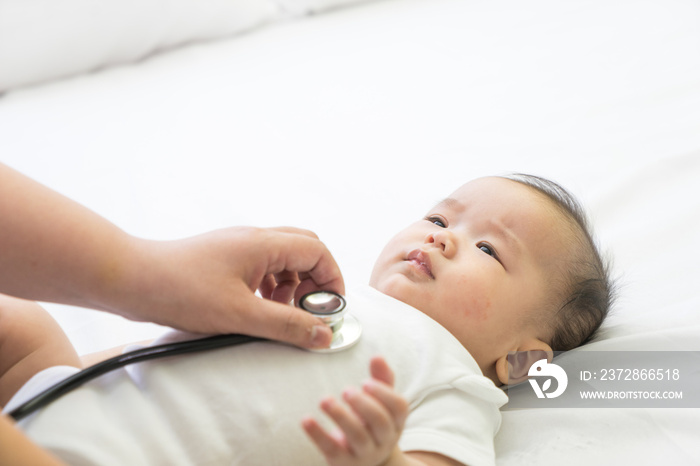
[5,286,507,465]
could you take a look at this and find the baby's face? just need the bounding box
[370,177,567,377]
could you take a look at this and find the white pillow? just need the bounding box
[0,0,381,92]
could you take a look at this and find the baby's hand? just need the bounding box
[302,356,409,466]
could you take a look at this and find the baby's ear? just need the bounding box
[495,340,553,386]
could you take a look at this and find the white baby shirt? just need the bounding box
[6,286,507,465]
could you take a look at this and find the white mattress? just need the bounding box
[1,0,699,463]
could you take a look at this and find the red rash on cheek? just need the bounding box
[464,295,490,321]
[455,275,492,322]
[464,288,491,321]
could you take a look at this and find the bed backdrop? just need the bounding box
[1,0,699,464]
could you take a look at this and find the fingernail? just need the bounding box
[343,388,357,400]
[363,380,378,393]
[301,417,314,429]
[310,325,331,348]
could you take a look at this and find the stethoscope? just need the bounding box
[8,291,360,422]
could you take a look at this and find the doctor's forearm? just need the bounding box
[0,162,134,310]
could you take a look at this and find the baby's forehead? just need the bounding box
[446,177,570,223]
[446,177,535,201]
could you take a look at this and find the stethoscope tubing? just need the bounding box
[8,291,352,422]
[8,333,263,422]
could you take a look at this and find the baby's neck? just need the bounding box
[481,363,501,386]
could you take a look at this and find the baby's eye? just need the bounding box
[477,242,499,260]
[425,216,447,228]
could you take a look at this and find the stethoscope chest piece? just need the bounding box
[299,291,361,353]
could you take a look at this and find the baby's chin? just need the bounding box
[369,275,421,309]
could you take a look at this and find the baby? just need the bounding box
[0,175,613,466]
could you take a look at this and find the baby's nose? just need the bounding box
[425,230,456,258]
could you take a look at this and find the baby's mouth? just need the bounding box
[406,249,434,279]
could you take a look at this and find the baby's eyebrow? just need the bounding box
[433,197,465,212]
[486,219,522,254]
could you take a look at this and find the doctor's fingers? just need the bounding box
[258,271,300,304]
[268,226,320,240]
[261,229,345,297]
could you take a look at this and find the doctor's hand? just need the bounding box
[0,164,343,349]
[302,357,410,466]
[103,226,345,349]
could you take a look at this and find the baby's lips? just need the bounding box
[406,249,434,278]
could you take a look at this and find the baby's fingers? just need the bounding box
[344,387,396,447]
[369,356,395,387]
[320,396,374,458]
[362,379,409,430]
[301,416,348,461]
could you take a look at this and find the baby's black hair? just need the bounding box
[503,174,615,351]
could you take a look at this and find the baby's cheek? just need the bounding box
[454,275,493,322]
[465,296,491,322]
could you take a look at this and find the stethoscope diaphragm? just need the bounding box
[298,291,361,353]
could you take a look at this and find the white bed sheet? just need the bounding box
[1,0,699,464]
